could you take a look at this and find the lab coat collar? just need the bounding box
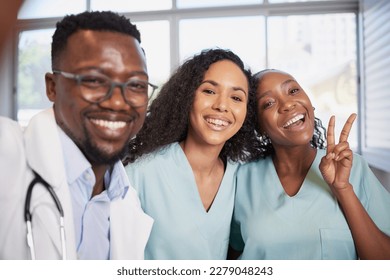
[23,108,78,259]
[24,108,67,188]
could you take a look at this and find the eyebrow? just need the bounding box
[73,67,149,78]
[280,79,296,89]
[257,78,296,100]
[201,80,248,95]
[256,91,269,101]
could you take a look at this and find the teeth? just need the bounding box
[206,118,229,127]
[283,114,304,128]
[90,119,127,130]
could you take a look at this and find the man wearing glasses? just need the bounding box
[0,11,155,259]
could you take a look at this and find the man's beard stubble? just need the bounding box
[60,120,130,166]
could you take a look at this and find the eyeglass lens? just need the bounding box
[78,75,155,106]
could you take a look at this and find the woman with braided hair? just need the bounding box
[230,69,390,259]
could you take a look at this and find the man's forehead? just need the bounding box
[60,30,145,61]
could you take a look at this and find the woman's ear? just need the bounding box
[45,72,56,102]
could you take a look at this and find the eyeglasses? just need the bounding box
[53,70,158,107]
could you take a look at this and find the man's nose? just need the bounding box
[99,84,131,110]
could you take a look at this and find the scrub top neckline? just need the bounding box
[270,149,319,199]
[172,142,235,216]
[254,149,326,224]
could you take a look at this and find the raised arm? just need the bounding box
[319,113,390,259]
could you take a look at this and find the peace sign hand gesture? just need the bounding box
[319,113,357,190]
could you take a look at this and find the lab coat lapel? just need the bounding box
[110,187,153,259]
[24,109,77,259]
[24,109,64,188]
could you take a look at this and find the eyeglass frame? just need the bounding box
[52,70,158,107]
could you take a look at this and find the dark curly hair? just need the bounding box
[51,11,141,69]
[123,48,260,164]
[251,69,327,159]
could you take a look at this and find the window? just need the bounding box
[177,0,261,8]
[91,0,171,12]
[179,16,266,71]
[18,0,85,19]
[17,29,53,126]
[269,0,330,2]
[134,20,170,85]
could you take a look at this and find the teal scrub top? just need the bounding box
[230,149,390,260]
[126,142,238,259]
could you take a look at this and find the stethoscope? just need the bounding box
[24,171,67,260]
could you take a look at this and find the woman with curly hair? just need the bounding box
[124,48,258,259]
[230,69,390,259]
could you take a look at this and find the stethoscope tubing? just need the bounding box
[24,171,67,260]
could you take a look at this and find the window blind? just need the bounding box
[361,0,390,171]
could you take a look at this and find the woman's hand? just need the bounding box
[319,113,357,190]
[320,113,390,259]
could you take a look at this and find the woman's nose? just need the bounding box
[212,94,229,112]
[279,99,296,112]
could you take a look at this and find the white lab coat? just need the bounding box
[0,109,153,259]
